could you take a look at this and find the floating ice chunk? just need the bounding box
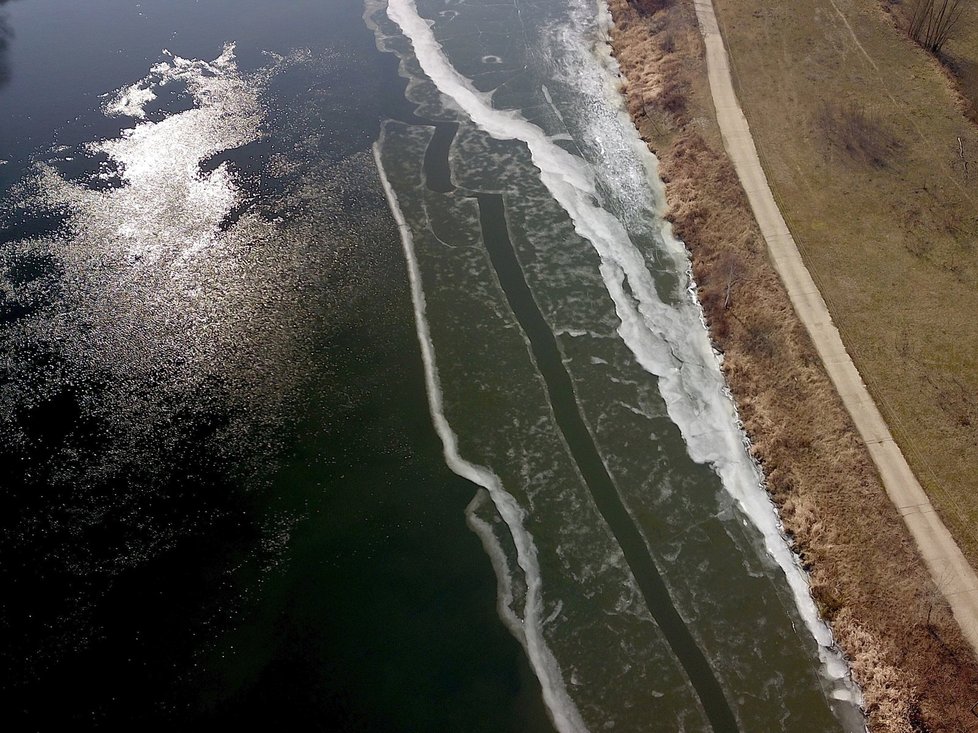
[105,82,157,119]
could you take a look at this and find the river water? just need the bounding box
[0,0,864,730]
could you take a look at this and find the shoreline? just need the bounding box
[604,0,978,730]
[691,0,978,662]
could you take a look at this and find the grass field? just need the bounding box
[711,0,978,569]
[922,1,978,119]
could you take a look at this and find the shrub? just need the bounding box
[816,100,897,167]
[907,0,970,55]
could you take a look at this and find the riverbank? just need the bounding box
[710,0,978,570]
[606,0,978,730]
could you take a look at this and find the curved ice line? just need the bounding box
[373,143,590,733]
[465,491,525,641]
[386,0,859,703]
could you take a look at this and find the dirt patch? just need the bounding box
[606,0,978,730]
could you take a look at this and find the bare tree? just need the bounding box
[717,251,743,309]
[908,0,971,55]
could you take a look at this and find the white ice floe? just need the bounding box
[385,0,862,712]
[374,140,591,733]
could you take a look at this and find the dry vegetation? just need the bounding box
[816,100,900,166]
[883,0,978,123]
[710,0,978,586]
[608,0,978,730]
[932,4,978,122]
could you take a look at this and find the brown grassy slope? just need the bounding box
[606,0,978,731]
[710,0,978,571]
[942,8,978,118]
[881,0,978,123]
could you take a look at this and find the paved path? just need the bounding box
[691,0,978,655]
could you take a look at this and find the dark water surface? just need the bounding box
[0,1,552,730]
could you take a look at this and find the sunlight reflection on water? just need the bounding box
[0,43,317,410]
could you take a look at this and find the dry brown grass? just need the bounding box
[882,0,978,122]
[816,100,900,166]
[606,0,978,730]
[711,0,978,593]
